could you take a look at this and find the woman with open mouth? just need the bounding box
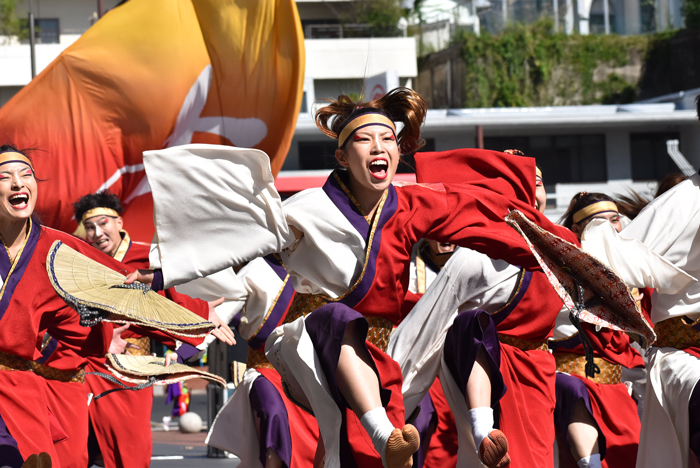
[142,87,582,468]
[0,145,232,468]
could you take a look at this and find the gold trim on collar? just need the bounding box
[492,268,526,318]
[0,152,33,171]
[333,172,370,221]
[572,201,618,224]
[112,230,131,262]
[0,218,32,301]
[338,114,397,148]
[82,207,120,224]
[248,274,291,339]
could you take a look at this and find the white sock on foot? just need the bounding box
[469,407,495,448]
[360,407,395,467]
[577,453,602,468]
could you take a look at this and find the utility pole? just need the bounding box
[553,0,559,31]
[603,0,610,33]
[28,0,36,79]
[97,0,104,18]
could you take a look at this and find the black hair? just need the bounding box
[558,192,616,229]
[73,190,123,222]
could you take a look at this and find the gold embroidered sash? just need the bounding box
[498,334,548,352]
[124,336,151,356]
[654,316,700,350]
[0,351,85,383]
[555,353,622,385]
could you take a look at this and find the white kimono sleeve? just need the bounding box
[144,144,295,288]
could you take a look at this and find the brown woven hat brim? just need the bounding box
[105,354,226,387]
[505,210,656,348]
[47,240,215,337]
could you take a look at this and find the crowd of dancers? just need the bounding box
[1,86,699,468]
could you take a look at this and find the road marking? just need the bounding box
[151,456,185,460]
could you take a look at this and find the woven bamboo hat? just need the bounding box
[105,354,226,387]
[47,240,214,337]
[506,210,656,348]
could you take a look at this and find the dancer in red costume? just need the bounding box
[551,193,644,468]
[137,88,582,468]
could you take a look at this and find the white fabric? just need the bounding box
[266,317,343,468]
[581,218,695,297]
[387,248,520,415]
[144,144,294,288]
[551,304,578,340]
[407,242,439,294]
[617,174,700,324]
[438,353,486,467]
[280,188,366,298]
[360,407,395,467]
[469,407,495,449]
[205,369,263,468]
[577,453,602,468]
[636,347,700,468]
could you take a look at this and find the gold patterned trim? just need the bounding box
[112,230,131,262]
[247,274,290,338]
[554,353,622,385]
[492,268,527,318]
[366,316,393,353]
[246,347,274,370]
[498,334,548,352]
[0,351,85,383]
[655,316,700,350]
[415,240,427,294]
[124,336,151,356]
[338,113,397,149]
[333,171,371,222]
[572,201,618,224]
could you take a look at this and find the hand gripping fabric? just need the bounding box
[47,241,215,337]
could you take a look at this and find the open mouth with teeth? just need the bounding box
[8,193,29,210]
[369,158,389,180]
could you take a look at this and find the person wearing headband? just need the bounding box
[551,192,644,468]
[138,88,583,468]
[74,191,127,258]
[561,193,621,237]
[34,190,234,468]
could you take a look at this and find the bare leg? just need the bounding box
[567,400,599,461]
[336,321,418,468]
[336,321,383,414]
[466,348,492,409]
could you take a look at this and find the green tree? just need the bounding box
[343,0,405,36]
[0,0,27,41]
[683,0,700,30]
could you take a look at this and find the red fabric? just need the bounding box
[638,287,654,327]
[257,367,320,468]
[684,347,700,360]
[423,378,458,468]
[498,344,557,468]
[497,270,564,341]
[344,343,405,468]
[45,380,89,468]
[552,325,645,369]
[573,375,640,468]
[84,357,154,468]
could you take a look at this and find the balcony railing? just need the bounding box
[304,23,404,39]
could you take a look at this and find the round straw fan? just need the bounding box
[505,210,656,348]
[105,354,226,387]
[47,241,214,337]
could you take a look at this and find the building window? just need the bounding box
[589,0,616,34]
[26,18,60,44]
[630,133,681,181]
[484,134,607,184]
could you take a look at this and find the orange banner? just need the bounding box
[0,0,304,242]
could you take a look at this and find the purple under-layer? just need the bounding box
[176,343,200,364]
[443,309,506,409]
[0,219,39,320]
[322,170,398,310]
[0,411,24,468]
[247,255,295,351]
[305,302,392,467]
[413,392,437,468]
[554,372,606,460]
[690,377,700,463]
[249,374,293,468]
[35,337,58,365]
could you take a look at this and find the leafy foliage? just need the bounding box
[457,19,650,107]
[341,0,405,37]
[0,0,27,40]
[683,0,700,30]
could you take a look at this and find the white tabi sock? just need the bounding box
[577,454,602,468]
[469,407,495,448]
[360,406,395,467]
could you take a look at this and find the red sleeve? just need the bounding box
[413,149,579,270]
[399,290,423,320]
[163,287,210,320]
[581,324,645,368]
